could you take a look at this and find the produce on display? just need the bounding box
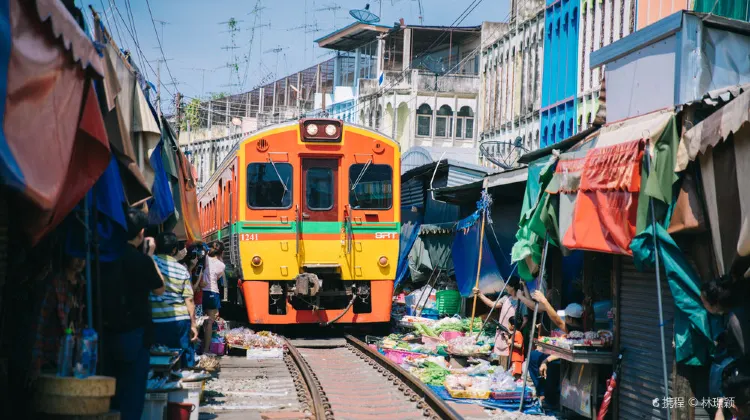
[225,328,284,349]
[444,374,492,399]
[447,336,491,356]
[538,330,613,349]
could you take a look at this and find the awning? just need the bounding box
[2,0,110,243]
[561,110,675,256]
[95,23,153,206]
[679,88,750,275]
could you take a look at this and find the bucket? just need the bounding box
[168,381,202,420]
[141,393,167,420]
[167,402,195,420]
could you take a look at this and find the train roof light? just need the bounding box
[300,118,342,142]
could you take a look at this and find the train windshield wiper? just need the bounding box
[267,156,289,202]
[350,159,372,192]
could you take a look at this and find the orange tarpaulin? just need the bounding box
[562,139,644,255]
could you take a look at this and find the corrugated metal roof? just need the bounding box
[681,83,750,107]
[401,146,486,174]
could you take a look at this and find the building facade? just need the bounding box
[540,0,580,147]
[478,7,545,168]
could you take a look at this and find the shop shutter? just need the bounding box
[618,258,675,419]
[0,194,6,300]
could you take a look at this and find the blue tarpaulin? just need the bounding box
[147,141,175,225]
[66,155,128,262]
[395,221,421,289]
[427,385,544,414]
[453,192,506,297]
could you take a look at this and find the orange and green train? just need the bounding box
[198,119,400,325]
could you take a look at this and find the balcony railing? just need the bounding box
[359,70,479,97]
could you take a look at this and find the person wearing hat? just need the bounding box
[521,291,594,407]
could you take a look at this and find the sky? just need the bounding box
[79,0,510,111]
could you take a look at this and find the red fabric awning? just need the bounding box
[562,140,644,255]
[4,0,109,243]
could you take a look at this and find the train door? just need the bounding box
[301,158,338,222]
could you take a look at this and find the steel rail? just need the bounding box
[284,338,328,420]
[344,334,462,420]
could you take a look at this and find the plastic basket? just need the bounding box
[382,348,427,365]
[436,290,461,315]
[419,308,439,320]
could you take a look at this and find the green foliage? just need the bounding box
[210,92,228,100]
[181,98,201,131]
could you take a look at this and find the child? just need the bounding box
[508,316,525,378]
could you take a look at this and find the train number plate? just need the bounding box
[240,234,259,241]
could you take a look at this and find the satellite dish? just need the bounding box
[349,3,380,24]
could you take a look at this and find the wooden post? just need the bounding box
[468,179,490,333]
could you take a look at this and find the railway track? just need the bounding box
[285,334,464,420]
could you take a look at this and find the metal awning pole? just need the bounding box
[519,233,549,411]
[468,181,490,333]
[646,141,671,420]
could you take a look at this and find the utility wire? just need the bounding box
[145,0,179,98]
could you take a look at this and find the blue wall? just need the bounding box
[540,0,580,147]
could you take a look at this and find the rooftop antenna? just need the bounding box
[416,0,424,25]
[316,3,343,30]
[219,18,244,92]
[349,3,381,24]
[264,46,289,75]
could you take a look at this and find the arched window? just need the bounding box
[435,105,453,138]
[375,105,382,130]
[587,112,593,126]
[456,106,475,139]
[416,103,432,137]
[542,126,548,146]
[578,115,583,130]
[567,118,573,137]
[551,123,557,143]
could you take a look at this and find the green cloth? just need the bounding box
[630,223,716,366]
[637,116,679,233]
[511,156,557,281]
[693,0,749,21]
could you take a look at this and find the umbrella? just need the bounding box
[597,351,624,420]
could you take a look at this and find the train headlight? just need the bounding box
[251,255,262,267]
[378,256,389,267]
[305,124,319,136]
[325,124,337,136]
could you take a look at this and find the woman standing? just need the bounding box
[202,242,226,355]
[474,276,524,368]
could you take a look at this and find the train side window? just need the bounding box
[306,168,334,210]
[246,163,293,209]
[349,164,393,210]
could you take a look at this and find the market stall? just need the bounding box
[535,331,614,418]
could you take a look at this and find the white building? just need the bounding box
[478,2,545,169]
[317,23,485,153]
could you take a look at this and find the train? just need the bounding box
[198,118,400,326]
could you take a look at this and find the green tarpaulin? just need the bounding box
[511,156,558,281]
[631,224,716,366]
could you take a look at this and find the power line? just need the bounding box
[145,0,179,98]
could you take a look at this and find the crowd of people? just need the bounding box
[100,208,227,420]
[474,270,750,419]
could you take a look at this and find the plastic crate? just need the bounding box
[419,308,439,319]
[436,290,461,315]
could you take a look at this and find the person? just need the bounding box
[182,243,207,318]
[151,232,198,367]
[520,290,592,406]
[474,277,526,367]
[702,276,750,399]
[508,315,525,378]
[101,208,165,420]
[702,276,750,362]
[717,361,750,420]
[202,241,226,354]
[31,256,86,376]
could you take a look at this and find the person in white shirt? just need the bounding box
[202,241,226,354]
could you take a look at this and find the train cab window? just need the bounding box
[306,168,334,210]
[349,164,393,209]
[247,162,293,208]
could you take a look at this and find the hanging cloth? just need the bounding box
[511,156,557,281]
[394,221,421,289]
[147,141,175,225]
[630,223,716,366]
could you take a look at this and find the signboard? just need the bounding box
[561,363,594,418]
